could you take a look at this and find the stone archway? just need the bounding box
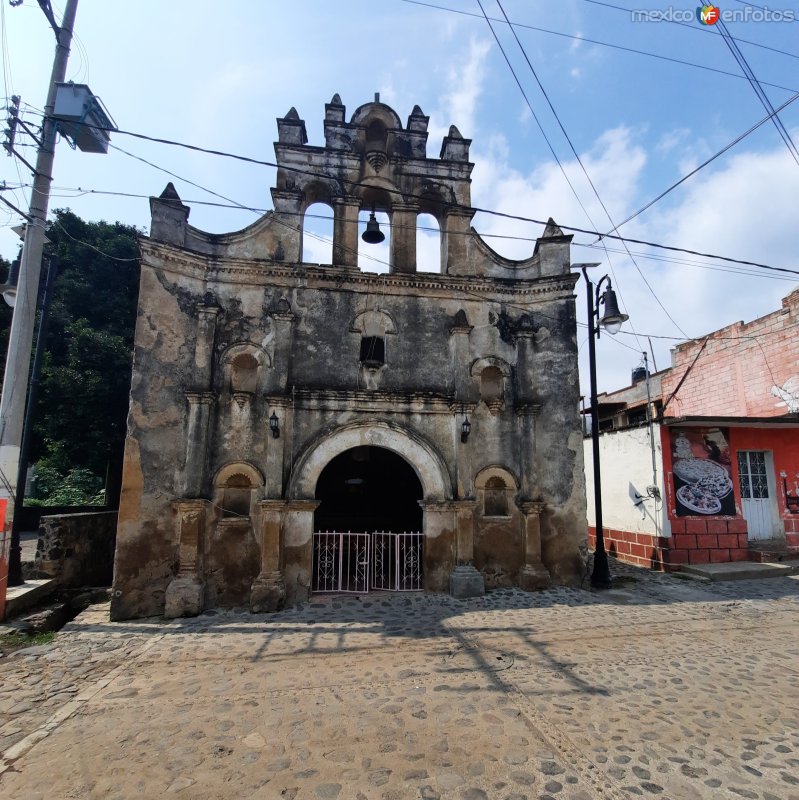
[288,422,449,502]
[281,423,460,598]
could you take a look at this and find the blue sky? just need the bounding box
[2,0,798,394]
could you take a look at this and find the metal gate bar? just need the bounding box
[371,531,423,592]
[313,531,423,593]
[312,532,370,593]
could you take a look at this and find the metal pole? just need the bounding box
[582,267,612,589]
[7,257,58,586]
[0,0,78,504]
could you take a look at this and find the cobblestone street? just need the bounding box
[1,566,798,800]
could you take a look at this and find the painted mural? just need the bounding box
[671,428,736,517]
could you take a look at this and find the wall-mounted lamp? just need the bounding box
[460,416,471,444]
[269,411,280,439]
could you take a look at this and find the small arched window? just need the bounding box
[484,476,509,517]
[222,473,253,518]
[231,353,259,395]
[481,366,504,411]
[360,336,385,367]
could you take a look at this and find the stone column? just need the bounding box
[420,501,456,592]
[268,308,296,394]
[177,300,219,498]
[518,500,551,590]
[515,404,540,501]
[164,499,210,618]
[332,196,360,269]
[443,211,474,275]
[449,500,485,599]
[389,203,418,274]
[250,499,287,612]
[270,189,303,263]
[193,304,220,389]
[180,392,215,497]
[282,500,320,605]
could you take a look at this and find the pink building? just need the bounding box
[585,288,799,569]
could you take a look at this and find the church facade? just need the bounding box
[110,95,587,620]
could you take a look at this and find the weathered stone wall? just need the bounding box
[111,96,587,620]
[36,511,117,588]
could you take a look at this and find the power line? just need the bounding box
[608,89,799,231]
[10,179,798,283]
[580,0,799,60]
[715,19,799,168]
[108,142,394,272]
[396,0,799,91]
[9,112,799,277]
[491,0,686,340]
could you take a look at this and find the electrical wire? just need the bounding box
[13,180,798,284]
[475,0,648,355]
[51,216,138,262]
[10,111,799,277]
[580,0,799,60]
[491,0,686,341]
[108,142,393,271]
[715,19,799,168]
[606,90,799,232]
[10,179,797,282]
[396,0,799,90]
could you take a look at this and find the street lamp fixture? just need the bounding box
[581,265,629,589]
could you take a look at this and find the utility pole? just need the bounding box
[0,0,78,504]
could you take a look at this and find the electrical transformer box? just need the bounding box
[53,82,115,153]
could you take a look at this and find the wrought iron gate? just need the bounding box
[371,532,424,591]
[311,531,423,593]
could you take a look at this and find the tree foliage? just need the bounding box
[0,209,141,505]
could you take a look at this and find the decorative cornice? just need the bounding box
[287,388,455,414]
[449,324,473,337]
[449,402,477,414]
[172,498,212,512]
[514,403,542,417]
[139,239,579,301]
[519,500,546,515]
[185,391,216,405]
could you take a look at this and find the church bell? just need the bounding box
[361,206,385,244]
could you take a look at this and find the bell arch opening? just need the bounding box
[314,446,423,532]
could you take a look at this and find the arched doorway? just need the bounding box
[313,446,424,592]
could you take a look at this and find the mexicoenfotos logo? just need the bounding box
[696,4,720,24]
[631,5,796,22]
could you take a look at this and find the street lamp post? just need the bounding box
[581,266,629,589]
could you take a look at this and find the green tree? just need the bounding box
[0,209,141,505]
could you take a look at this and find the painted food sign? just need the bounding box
[671,428,736,516]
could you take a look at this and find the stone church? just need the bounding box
[110,95,587,620]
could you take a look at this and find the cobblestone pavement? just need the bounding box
[1,565,798,800]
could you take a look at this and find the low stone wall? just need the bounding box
[35,511,117,588]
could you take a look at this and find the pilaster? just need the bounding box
[518,500,552,591]
[180,392,215,497]
[164,499,210,618]
[250,499,288,613]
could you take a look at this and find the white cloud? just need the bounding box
[428,37,491,144]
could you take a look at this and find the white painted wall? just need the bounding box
[583,424,671,538]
